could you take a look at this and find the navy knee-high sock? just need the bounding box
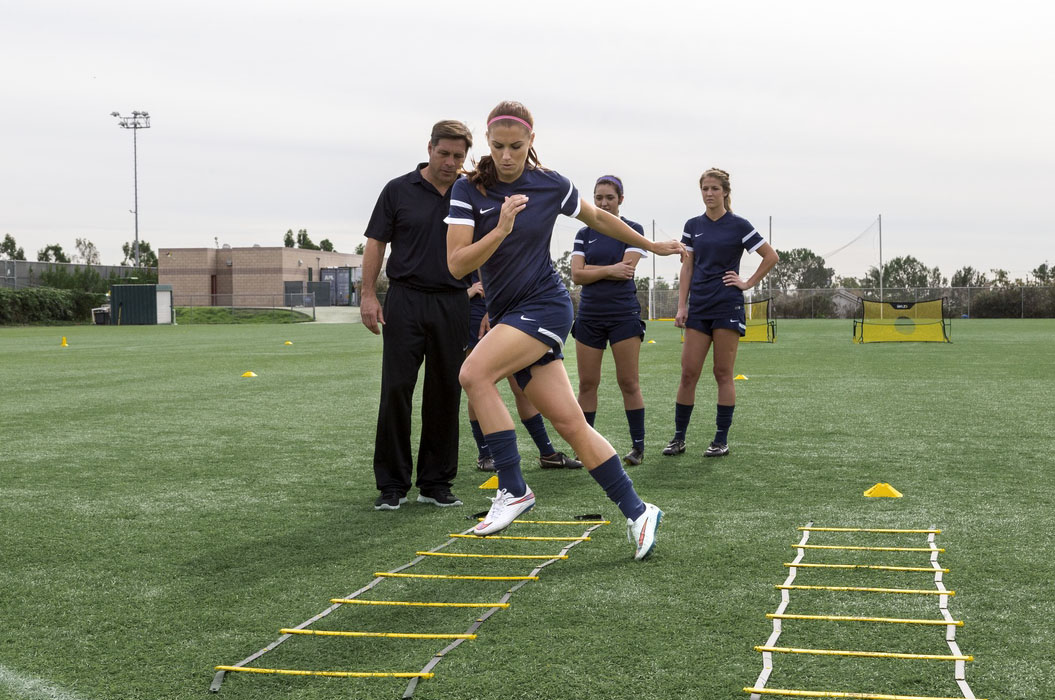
[583,411,596,428]
[470,420,491,459]
[484,429,526,497]
[714,404,735,445]
[589,454,646,521]
[521,413,555,456]
[626,408,645,451]
[674,402,694,441]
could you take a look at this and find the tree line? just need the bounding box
[767,248,1053,290]
[2,234,157,267]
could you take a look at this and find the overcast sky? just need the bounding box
[2,0,1051,284]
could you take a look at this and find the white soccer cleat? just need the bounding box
[473,487,536,536]
[627,503,663,561]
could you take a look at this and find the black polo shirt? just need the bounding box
[364,163,469,292]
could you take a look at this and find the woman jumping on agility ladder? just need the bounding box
[663,168,778,459]
[446,101,684,560]
[571,175,649,466]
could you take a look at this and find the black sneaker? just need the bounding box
[623,447,644,466]
[539,452,583,469]
[476,456,496,472]
[704,442,730,458]
[374,493,408,510]
[662,439,686,456]
[417,489,463,507]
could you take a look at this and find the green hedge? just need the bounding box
[0,287,107,325]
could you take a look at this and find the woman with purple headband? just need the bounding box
[570,174,648,465]
[445,100,684,560]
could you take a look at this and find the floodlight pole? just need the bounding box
[878,213,883,303]
[111,111,151,267]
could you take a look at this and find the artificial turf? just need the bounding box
[0,319,1051,699]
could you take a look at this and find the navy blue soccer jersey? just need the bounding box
[573,217,647,320]
[681,211,764,317]
[445,168,579,323]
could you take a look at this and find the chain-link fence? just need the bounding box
[173,293,316,323]
[631,287,1055,320]
[1,259,150,290]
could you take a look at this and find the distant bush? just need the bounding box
[37,265,157,293]
[970,287,1055,318]
[0,287,106,325]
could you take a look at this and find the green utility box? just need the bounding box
[109,284,174,325]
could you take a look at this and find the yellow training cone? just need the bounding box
[241,371,257,378]
[864,482,903,498]
[61,336,68,347]
[647,339,656,344]
[734,374,748,380]
[478,475,498,489]
[284,341,293,345]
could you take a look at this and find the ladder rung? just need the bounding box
[784,563,947,573]
[767,614,962,626]
[744,687,986,699]
[331,599,508,608]
[374,572,538,581]
[798,527,941,534]
[215,665,432,678]
[280,629,476,639]
[449,534,589,541]
[503,519,610,525]
[794,545,941,552]
[776,585,953,596]
[755,646,971,661]
[416,552,567,560]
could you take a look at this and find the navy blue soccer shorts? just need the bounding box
[571,317,646,350]
[467,301,487,350]
[495,297,574,389]
[686,306,746,337]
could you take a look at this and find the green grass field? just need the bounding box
[1,319,1052,700]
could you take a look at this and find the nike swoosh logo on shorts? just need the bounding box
[480,207,495,214]
[520,315,536,322]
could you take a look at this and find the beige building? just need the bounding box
[158,245,363,306]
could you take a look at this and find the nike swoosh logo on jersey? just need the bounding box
[588,239,597,244]
[480,207,495,214]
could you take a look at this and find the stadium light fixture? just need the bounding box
[112,110,152,267]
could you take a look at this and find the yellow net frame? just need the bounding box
[742,297,776,343]
[853,298,950,343]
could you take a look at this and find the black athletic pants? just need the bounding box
[372,283,469,496]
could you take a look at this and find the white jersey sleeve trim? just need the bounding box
[570,251,585,258]
[450,199,473,211]
[684,244,695,253]
[746,238,764,254]
[742,230,759,243]
[626,246,648,258]
[561,180,575,209]
[444,216,475,227]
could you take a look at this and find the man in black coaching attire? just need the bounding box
[360,120,472,511]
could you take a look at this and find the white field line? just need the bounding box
[929,529,978,699]
[0,665,89,700]
[750,521,812,700]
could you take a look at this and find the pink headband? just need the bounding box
[487,114,533,131]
